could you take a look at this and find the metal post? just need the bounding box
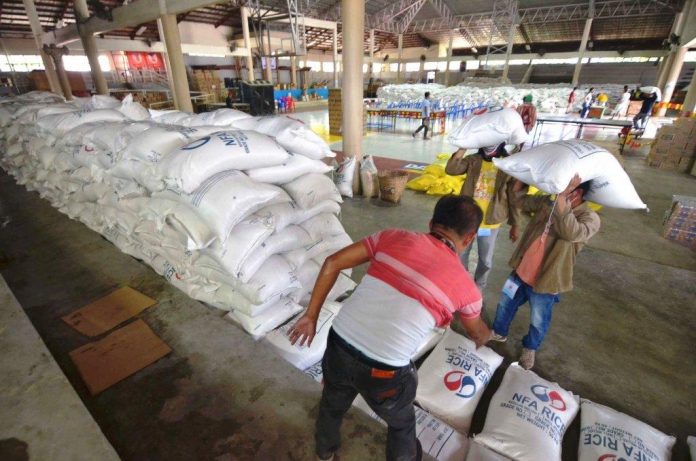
[397,33,403,83]
[74,0,108,95]
[156,18,177,108]
[22,0,61,94]
[341,0,365,190]
[43,44,73,100]
[572,17,593,86]
[333,26,339,88]
[444,32,453,86]
[241,6,255,81]
[158,14,193,112]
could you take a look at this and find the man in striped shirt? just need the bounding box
[289,195,491,461]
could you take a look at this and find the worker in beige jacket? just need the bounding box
[489,175,600,369]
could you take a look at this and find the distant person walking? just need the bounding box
[580,88,595,118]
[566,87,578,113]
[611,85,631,119]
[412,92,432,140]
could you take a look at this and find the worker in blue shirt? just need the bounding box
[632,91,658,131]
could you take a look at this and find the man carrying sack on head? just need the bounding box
[445,143,522,292]
[288,195,491,461]
[489,174,600,370]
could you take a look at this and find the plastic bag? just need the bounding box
[360,155,379,198]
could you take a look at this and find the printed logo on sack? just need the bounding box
[530,384,566,411]
[181,137,210,150]
[444,371,477,398]
[598,455,628,461]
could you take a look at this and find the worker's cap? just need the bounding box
[523,94,533,103]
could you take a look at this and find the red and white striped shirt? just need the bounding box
[362,229,482,326]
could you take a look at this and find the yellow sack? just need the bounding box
[426,180,455,196]
[406,174,438,192]
[423,164,446,178]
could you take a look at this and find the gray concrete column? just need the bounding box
[656,9,686,89]
[368,29,375,80]
[502,25,516,81]
[397,33,403,83]
[657,46,688,116]
[444,32,453,86]
[682,68,696,117]
[572,18,593,86]
[333,27,339,88]
[22,0,61,94]
[290,56,297,87]
[241,6,255,81]
[341,0,365,176]
[263,41,273,83]
[43,44,73,100]
[74,0,108,95]
[158,14,193,112]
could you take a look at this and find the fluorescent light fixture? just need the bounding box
[135,25,148,36]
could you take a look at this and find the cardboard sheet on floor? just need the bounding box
[69,319,171,395]
[62,286,156,337]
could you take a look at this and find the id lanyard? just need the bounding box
[430,232,457,253]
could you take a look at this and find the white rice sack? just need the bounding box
[0,106,13,126]
[186,108,251,127]
[117,94,151,121]
[334,156,356,198]
[416,329,503,434]
[474,363,579,461]
[256,200,342,232]
[156,130,290,193]
[295,260,356,305]
[123,197,217,250]
[448,108,528,149]
[37,109,127,135]
[493,140,647,209]
[688,436,696,461]
[283,232,352,270]
[89,94,122,109]
[199,214,275,279]
[283,173,343,209]
[119,125,219,163]
[303,361,324,383]
[151,110,192,125]
[232,115,334,159]
[466,440,512,460]
[239,255,301,305]
[639,86,662,101]
[238,225,313,283]
[412,328,445,362]
[157,171,287,243]
[265,301,342,370]
[246,152,332,185]
[226,297,303,339]
[299,213,345,240]
[352,395,470,461]
[34,104,80,120]
[578,400,675,461]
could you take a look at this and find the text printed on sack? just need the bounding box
[582,423,661,461]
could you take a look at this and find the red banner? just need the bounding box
[126,52,165,71]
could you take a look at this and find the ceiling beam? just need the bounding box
[44,0,237,46]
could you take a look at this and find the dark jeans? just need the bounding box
[413,117,430,138]
[580,103,591,118]
[315,329,420,461]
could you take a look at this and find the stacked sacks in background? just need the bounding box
[0,92,354,339]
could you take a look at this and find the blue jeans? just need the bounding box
[493,272,560,350]
[580,103,590,118]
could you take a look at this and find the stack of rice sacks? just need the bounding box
[0,91,355,339]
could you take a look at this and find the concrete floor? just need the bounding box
[0,118,694,459]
